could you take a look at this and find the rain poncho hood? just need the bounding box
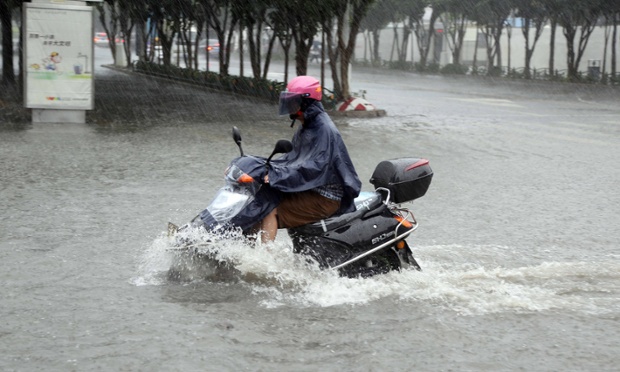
[268,101,361,214]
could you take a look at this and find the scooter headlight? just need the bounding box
[225,164,255,184]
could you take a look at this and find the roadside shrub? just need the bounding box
[133,61,284,102]
[386,60,414,71]
[487,66,503,77]
[440,63,468,75]
[415,62,440,74]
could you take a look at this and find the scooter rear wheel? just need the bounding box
[339,248,401,278]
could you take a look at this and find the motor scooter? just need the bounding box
[169,127,433,278]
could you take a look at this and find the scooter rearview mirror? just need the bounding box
[232,126,244,156]
[274,139,293,154]
[267,139,293,163]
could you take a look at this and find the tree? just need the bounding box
[436,0,470,66]
[471,0,512,75]
[545,0,559,76]
[1,0,16,85]
[391,0,428,68]
[320,7,340,92]
[200,0,240,77]
[238,0,278,79]
[173,0,205,70]
[602,0,620,80]
[555,0,603,80]
[359,0,393,66]
[268,2,294,83]
[117,0,145,67]
[289,1,320,77]
[392,0,425,66]
[412,1,440,69]
[95,1,122,63]
[315,0,377,100]
[613,7,619,79]
[343,0,375,98]
[514,0,547,78]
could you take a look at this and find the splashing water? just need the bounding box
[133,233,619,316]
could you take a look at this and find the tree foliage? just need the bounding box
[5,0,619,92]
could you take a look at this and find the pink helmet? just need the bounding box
[287,76,322,101]
[278,76,322,116]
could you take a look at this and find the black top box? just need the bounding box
[369,157,433,203]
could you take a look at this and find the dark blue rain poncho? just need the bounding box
[268,101,361,214]
[228,101,361,232]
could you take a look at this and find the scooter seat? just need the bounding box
[289,191,384,236]
[353,191,384,211]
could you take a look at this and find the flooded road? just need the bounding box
[1,58,619,371]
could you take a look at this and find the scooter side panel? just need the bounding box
[289,209,414,269]
[324,212,410,251]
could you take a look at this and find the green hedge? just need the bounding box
[440,63,469,75]
[133,61,285,103]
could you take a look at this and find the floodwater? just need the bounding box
[1,55,619,371]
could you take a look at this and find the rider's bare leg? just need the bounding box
[260,208,278,244]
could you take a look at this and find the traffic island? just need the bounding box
[328,96,387,118]
[329,109,387,118]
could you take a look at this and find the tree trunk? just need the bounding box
[372,29,380,65]
[564,26,577,79]
[2,0,15,84]
[291,15,313,77]
[415,11,438,70]
[324,19,342,99]
[278,34,292,84]
[283,45,290,84]
[399,25,410,63]
[261,31,277,80]
[472,28,479,74]
[612,18,617,77]
[18,11,23,92]
[135,18,147,62]
[507,26,511,72]
[119,10,134,68]
[193,24,203,71]
[602,20,611,83]
[294,37,310,76]
[548,19,556,76]
[494,22,504,71]
[97,3,118,63]
[247,22,260,79]
[390,24,400,63]
[239,22,243,77]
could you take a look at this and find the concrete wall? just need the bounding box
[356,24,618,75]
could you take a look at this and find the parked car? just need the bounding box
[94,32,125,47]
[94,32,109,47]
[172,39,195,55]
[205,39,220,55]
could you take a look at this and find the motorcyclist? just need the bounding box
[256,75,361,243]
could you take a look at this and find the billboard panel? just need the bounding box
[24,3,94,110]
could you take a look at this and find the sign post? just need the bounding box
[23,1,94,123]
